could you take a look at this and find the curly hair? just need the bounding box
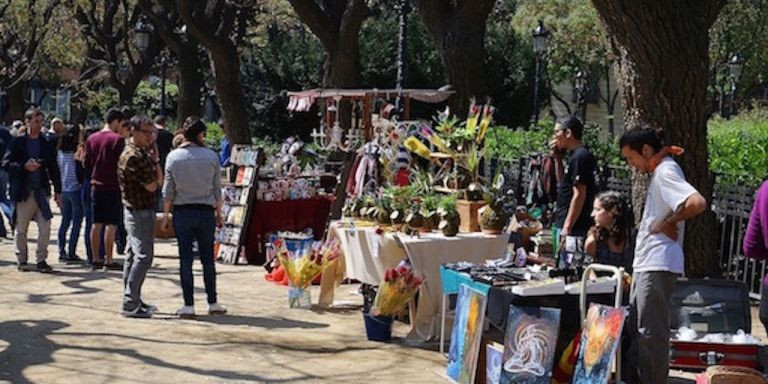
[594,191,632,246]
[180,115,206,146]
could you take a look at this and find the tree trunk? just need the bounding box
[209,44,250,144]
[6,82,26,122]
[175,44,204,124]
[591,0,726,277]
[417,0,495,116]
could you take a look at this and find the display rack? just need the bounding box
[215,145,261,264]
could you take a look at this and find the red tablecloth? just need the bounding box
[244,198,332,264]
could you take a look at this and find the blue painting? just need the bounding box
[486,344,503,384]
[572,304,628,384]
[447,284,488,384]
[499,305,561,384]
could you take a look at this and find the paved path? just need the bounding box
[0,212,763,383]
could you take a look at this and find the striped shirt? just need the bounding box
[57,151,81,192]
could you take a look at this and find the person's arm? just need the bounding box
[2,139,23,177]
[562,183,587,235]
[651,167,707,239]
[743,183,768,259]
[585,226,598,256]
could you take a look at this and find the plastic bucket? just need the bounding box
[363,312,393,342]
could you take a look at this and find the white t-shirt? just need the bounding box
[633,157,698,274]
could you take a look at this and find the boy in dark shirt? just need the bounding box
[550,115,597,265]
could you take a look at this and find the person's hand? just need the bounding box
[54,193,61,207]
[549,137,563,159]
[161,214,171,232]
[150,143,160,163]
[215,214,224,228]
[651,218,678,241]
[24,159,41,172]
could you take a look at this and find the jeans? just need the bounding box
[15,195,51,264]
[0,169,11,236]
[122,208,155,311]
[58,190,83,258]
[173,207,217,306]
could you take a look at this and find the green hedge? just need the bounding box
[484,107,768,188]
[708,108,768,187]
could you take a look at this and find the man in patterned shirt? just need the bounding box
[117,115,162,318]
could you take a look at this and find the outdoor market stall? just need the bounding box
[318,220,508,341]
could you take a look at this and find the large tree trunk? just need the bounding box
[591,0,726,277]
[417,0,495,116]
[6,83,26,123]
[288,0,367,131]
[208,44,250,144]
[175,45,204,124]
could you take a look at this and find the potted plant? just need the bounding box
[437,194,460,237]
[420,193,440,232]
[479,179,513,234]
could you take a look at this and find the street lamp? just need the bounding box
[574,70,588,121]
[394,0,410,115]
[531,20,549,125]
[134,17,152,54]
[728,52,743,118]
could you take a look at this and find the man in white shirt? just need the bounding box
[619,125,707,383]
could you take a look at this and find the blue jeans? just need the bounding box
[58,190,83,257]
[173,207,217,306]
[0,169,11,236]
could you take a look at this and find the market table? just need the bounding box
[244,198,332,264]
[318,221,508,341]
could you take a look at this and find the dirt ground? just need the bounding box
[0,212,764,383]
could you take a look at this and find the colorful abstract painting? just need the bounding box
[499,305,561,384]
[572,304,628,384]
[447,284,488,384]
[486,343,503,384]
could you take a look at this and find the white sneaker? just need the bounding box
[176,305,195,318]
[207,303,227,315]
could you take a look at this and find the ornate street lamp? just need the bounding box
[531,20,549,125]
[728,53,743,118]
[134,17,152,54]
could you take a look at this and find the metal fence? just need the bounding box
[484,156,765,300]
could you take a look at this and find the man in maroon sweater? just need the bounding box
[84,108,129,270]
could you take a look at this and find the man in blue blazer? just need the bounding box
[2,107,61,272]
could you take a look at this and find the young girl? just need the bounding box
[57,125,84,263]
[585,190,634,271]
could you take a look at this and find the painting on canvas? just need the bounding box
[572,304,628,384]
[499,305,561,384]
[446,284,488,384]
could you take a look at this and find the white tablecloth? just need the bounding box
[319,221,508,341]
[400,232,508,340]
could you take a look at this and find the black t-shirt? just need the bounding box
[555,146,597,232]
[155,128,174,168]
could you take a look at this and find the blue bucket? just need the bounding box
[363,312,393,342]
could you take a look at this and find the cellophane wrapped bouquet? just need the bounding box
[371,262,423,317]
[274,237,342,289]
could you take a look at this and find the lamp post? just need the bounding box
[394,0,409,115]
[531,20,549,125]
[574,70,588,121]
[727,52,743,118]
[134,17,166,115]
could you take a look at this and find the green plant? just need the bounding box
[708,106,768,187]
[437,194,458,213]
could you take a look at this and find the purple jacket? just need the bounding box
[743,180,768,285]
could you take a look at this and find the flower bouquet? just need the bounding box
[274,237,342,308]
[370,263,423,317]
